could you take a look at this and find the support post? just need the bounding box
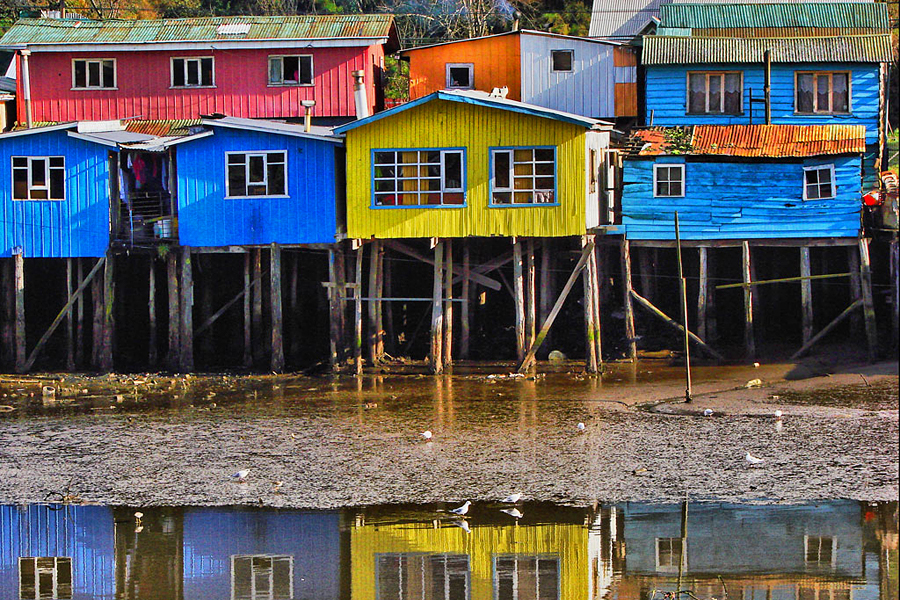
[166,252,180,370]
[75,258,84,367]
[675,212,692,402]
[368,240,379,364]
[742,241,755,359]
[858,238,878,361]
[270,243,284,373]
[892,238,899,353]
[583,235,599,373]
[0,261,11,368]
[148,256,157,368]
[252,248,263,365]
[513,238,526,362]
[354,244,364,375]
[66,258,74,370]
[621,238,637,361]
[848,246,863,336]
[99,250,115,372]
[525,239,536,350]
[443,240,453,368]
[698,247,709,342]
[14,252,25,372]
[383,247,394,356]
[460,243,471,360]
[430,240,444,374]
[334,247,348,364]
[376,243,385,361]
[328,248,342,372]
[92,259,103,370]
[800,246,814,346]
[539,240,553,353]
[243,252,252,368]
[590,237,603,367]
[179,247,194,372]
[638,247,655,301]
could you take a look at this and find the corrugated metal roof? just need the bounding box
[125,120,201,136]
[642,34,893,64]
[628,124,866,157]
[658,2,889,31]
[0,15,395,46]
[657,26,883,38]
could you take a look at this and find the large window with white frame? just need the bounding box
[171,57,214,88]
[687,71,742,115]
[372,149,465,207]
[226,151,287,198]
[376,553,470,600]
[653,163,684,198]
[804,536,836,568]
[493,555,559,600]
[796,72,850,114]
[803,164,835,200]
[12,156,65,201]
[268,55,313,86]
[231,555,293,600]
[490,147,556,205]
[656,538,686,574]
[72,58,116,89]
[19,557,73,600]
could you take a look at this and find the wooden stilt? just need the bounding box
[0,260,11,368]
[892,239,899,353]
[289,251,299,359]
[698,247,709,342]
[525,240,536,349]
[13,252,25,372]
[383,247,394,356]
[590,237,603,366]
[848,246,863,336]
[167,252,180,371]
[792,300,863,360]
[179,247,194,372]
[196,255,214,364]
[513,238,526,362]
[742,240,755,359]
[75,258,84,368]
[707,248,718,343]
[368,240,379,364]
[376,243,385,361]
[631,290,724,361]
[621,238,637,362]
[583,235,598,373]
[148,256,157,368]
[243,251,252,369]
[65,258,74,370]
[638,246,655,301]
[800,246,814,346]
[92,258,103,370]
[460,243,471,360]
[99,251,115,373]
[430,240,444,374]
[270,243,284,373]
[252,248,263,365]
[858,237,878,362]
[334,246,348,364]
[539,239,553,353]
[327,248,342,372]
[443,240,453,367]
[354,244,364,375]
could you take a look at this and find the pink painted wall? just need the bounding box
[20,44,382,123]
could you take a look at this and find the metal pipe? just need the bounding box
[351,69,369,120]
[675,212,692,402]
[20,50,32,128]
[301,100,315,133]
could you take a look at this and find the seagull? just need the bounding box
[421,430,433,440]
[449,501,471,516]
[451,519,471,533]
[774,409,783,418]
[501,493,522,504]
[577,422,586,431]
[232,469,250,482]
[703,409,714,417]
[745,452,764,465]
[134,511,143,522]
[500,508,524,519]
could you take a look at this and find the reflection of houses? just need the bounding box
[0,504,115,600]
[114,507,184,600]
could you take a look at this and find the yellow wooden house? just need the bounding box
[334,89,615,240]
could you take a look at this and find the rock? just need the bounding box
[548,350,566,362]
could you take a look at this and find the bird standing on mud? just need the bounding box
[449,501,471,516]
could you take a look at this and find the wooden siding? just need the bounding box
[406,34,521,101]
[0,129,110,258]
[621,155,862,240]
[344,98,590,239]
[519,34,616,119]
[176,127,339,246]
[614,46,639,117]
[20,45,377,123]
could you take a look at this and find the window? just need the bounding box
[796,72,849,114]
[226,151,287,198]
[376,553,470,600]
[551,50,574,73]
[373,149,465,207]
[446,63,474,89]
[494,555,559,600]
[655,538,685,573]
[268,55,313,86]
[491,147,556,205]
[12,156,65,201]
[653,164,684,198]
[232,555,293,600]
[172,57,214,88]
[805,536,835,567]
[687,72,742,114]
[803,165,835,200]
[19,557,73,600]
[72,58,116,89]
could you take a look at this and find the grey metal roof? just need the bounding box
[0,77,15,94]
[202,116,343,144]
[642,34,893,64]
[658,2,889,31]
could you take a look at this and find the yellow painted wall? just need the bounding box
[344,98,588,239]
[406,34,522,100]
[350,521,589,600]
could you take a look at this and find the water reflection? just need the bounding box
[0,501,895,600]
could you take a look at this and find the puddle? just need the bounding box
[0,500,895,600]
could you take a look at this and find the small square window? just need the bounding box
[446,64,473,89]
[803,165,835,200]
[551,50,573,73]
[653,164,684,198]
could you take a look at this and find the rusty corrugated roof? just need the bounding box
[642,34,893,64]
[629,125,866,158]
[11,119,202,137]
[658,3,889,32]
[0,15,396,47]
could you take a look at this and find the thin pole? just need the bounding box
[66,258,74,370]
[677,499,688,594]
[430,240,444,374]
[443,240,453,367]
[270,242,284,373]
[675,212,692,402]
[513,238,526,362]
[460,243,471,359]
[354,244,364,375]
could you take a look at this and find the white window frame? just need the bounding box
[550,49,574,73]
[171,56,215,88]
[686,71,743,115]
[19,556,73,600]
[231,554,293,600]
[655,538,686,574]
[652,163,685,198]
[372,148,466,208]
[804,535,836,567]
[225,151,288,199]
[490,146,557,206]
[492,554,560,600]
[12,156,65,202]
[802,164,836,200]
[268,55,314,86]
[445,63,474,90]
[72,58,116,90]
[795,71,851,115]
[376,553,470,600]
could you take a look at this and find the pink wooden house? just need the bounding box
[0,15,398,123]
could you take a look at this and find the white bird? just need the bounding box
[703,409,714,417]
[420,430,433,440]
[500,508,524,519]
[774,409,783,418]
[451,519,471,533]
[501,493,522,504]
[134,511,143,520]
[232,469,250,482]
[745,452,764,465]
[449,501,471,516]
[577,422,586,431]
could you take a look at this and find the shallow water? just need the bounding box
[0,500,896,600]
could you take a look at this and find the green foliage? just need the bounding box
[663,128,693,155]
[538,0,590,36]
[383,55,408,100]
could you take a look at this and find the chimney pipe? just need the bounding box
[301,100,316,133]
[352,69,369,120]
[20,50,32,128]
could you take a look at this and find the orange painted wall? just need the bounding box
[405,33,521,101]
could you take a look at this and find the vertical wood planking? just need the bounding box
[354,244,364,375]
[698,247,709,342]
[376,243,385,361]
[583,235,598,373]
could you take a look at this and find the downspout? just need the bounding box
[352,70,369,120]
[20,49,32,128]
[764,49,771,125]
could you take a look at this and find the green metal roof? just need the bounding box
[658,2,889,32]
[0,14,396,47]
[642,34,894,64]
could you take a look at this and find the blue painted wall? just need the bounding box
[176,127,340,247]
[644,63,881,187]
[622,155,862,240]
[0,130,111,258]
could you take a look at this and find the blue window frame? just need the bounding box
[489,146,558,207]
[371,148,466,208]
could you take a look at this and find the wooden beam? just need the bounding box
[386,240,501,291]
[430,240,444,374]
[252,248,263,365]
[75,258,84,367]
[698,247,709,342]
[196,270,266,337]
[243,252,252,368]
[583,235,598,373]
[368,240,379,364]
[376,242,385,361]
[513,238,526,362]
[892,239,899,353]
[66,258,74,370]
[858,238,878,362]
[148,257,157,368]
[630,238,859,249]
[443,240,453,367]
[791,300,863,360]
[179,247,194,372]
[631,290,725,361]
[590,237,603,366]
[14,252,25,373]
[167,252,180,371]
[621,238,637,362]
[742,241,755,360]
[99,250,115,372]
[327,248,342,372]
[517,241,594,373]
[452,250,514,285]
[800,246,813,345]
[460,243,471,359]
[716,271,852,289]
[270,243,284,373]
[525,239,536,350]
[354,244,364,375]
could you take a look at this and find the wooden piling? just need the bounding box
[430,240,444,374]
[638,246,655,301]
[383,247,394,356]
[179,247,194,372]
[583,235,599,373]
[270,243,284,373]
[243,251,252,368]
[0,260,11,368]
[334,246,348,364]
[848,246,863,336]
[354,244,364,375]
[98,251,115,372]
[92,258,103,370]
[590,237,603,366]
[376,243,385,361]
[148,256,157,368]
[858,237,878,362]
[539,240,553,353]
[288,251,299,359]
[166,252,180,371]
[698,247,709,342]
[443,240,453,368]
[368,240,379,364]
[13,252,25,372]
[525,240,536,350]
[742,240,755,359]
[460,243,471,360]
[513,238,526,362]
[75,258,84,367]
[800,246,814,345]
[892,238,899,352]
[327,248,342,372]
[620,238,637,362]
[252,248,263,364]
